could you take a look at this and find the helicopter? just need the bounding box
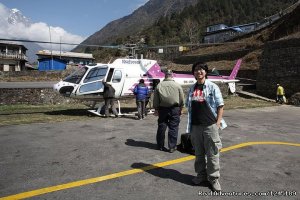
[53,57,242,116]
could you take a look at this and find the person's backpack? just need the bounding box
[178,133,195,155]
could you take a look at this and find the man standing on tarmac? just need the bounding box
[185,62,226,192]
[153,70,185,153]
[134,79,149,120]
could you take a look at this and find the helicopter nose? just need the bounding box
[53,81,63,93]
[53,83,59,93]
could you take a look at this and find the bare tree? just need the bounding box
[182,18,199,43]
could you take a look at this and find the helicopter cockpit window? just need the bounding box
[83,67,108,83]
[112,70,122,83]
[64,67,88,84]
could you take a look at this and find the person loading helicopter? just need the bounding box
[102,80,119,118]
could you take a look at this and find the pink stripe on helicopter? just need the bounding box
[146,63,165,78]
[146,63,195,78]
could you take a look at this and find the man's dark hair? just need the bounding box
[192,62,208,78]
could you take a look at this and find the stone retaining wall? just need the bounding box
[0,83,229,105]
[0,88,79,105]
[257,38,300,98]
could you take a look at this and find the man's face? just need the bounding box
[193,66,206,80]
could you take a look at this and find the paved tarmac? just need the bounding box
[0,105,299,200]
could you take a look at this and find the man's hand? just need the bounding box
[216,121,221,129]
[154,110,159,116]
[216,106,224,129]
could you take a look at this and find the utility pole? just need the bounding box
[49,26,53,70]
[60,36,62,59]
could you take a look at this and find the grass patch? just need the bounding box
[0,96,278,126]
[224,95,278,110]
[0,104,91,126]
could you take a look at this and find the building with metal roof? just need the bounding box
[203,22,259,43]
[0,42,28,71]
[36,50,95,66]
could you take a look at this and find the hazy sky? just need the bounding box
[0,0,149,50]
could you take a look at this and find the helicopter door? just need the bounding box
[105,68,124,98]
[75,66,108,95]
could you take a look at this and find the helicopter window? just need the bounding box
[79,82,103,93]
[64,67,88,84]
[112,70,122,83]
[83,67,108,83]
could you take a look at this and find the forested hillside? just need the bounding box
[73,0,199,52]
[81,0,297,61]
[141,0,297,45]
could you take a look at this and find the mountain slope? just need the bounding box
[73,0,296,56]
[73,0,198,52]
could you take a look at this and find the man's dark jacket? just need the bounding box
[103,82,115,98]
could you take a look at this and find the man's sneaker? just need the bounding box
[192,176,208,185]
[209,179,221,192]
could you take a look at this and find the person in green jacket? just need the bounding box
[153,70,185,153]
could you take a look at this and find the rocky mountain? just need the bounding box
[7,8,43,63]
[7,8,31,26]
[73,0,199,52]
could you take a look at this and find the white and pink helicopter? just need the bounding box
[53,58,242,115]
